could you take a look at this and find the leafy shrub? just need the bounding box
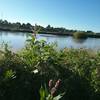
[73,31,88,39]
[0,35,100,100]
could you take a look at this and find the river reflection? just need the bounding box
[73,38,87,44]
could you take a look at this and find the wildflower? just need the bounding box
[50,87,57,96]
[55,79,61,89]
[33,69,38,74]
[49,79,53,89]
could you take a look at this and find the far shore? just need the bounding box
[0,28,33,33]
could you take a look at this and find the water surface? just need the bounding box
[0,31,100,51]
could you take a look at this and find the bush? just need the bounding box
[0,36,100,100]
[73,31,88,39]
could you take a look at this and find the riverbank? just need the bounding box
[39,31,100,38]
[0,28,33,33]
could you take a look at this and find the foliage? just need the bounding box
[0,19,32,32]
[0,34,100,100]
[73,31,88,39]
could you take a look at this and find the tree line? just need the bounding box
[0,19,77,33]
[0,19,32,32]
[0,19,99,37]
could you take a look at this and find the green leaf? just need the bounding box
[44,84,49,97]
[53,95,63,100]
[53,93,65,100]
[40,86,46,100]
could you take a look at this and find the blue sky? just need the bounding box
[0,0,100,32]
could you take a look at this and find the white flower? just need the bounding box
[33,69,38,74]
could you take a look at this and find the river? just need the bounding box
[0,31,100,51]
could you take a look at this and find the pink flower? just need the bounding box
[49,79,53,89]
[48,79,61,97]
[55,79,61,89]
[50,87,57,96]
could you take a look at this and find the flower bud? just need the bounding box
[55,79,61,89]
[49,79,53,89]
[50,87,57,96]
